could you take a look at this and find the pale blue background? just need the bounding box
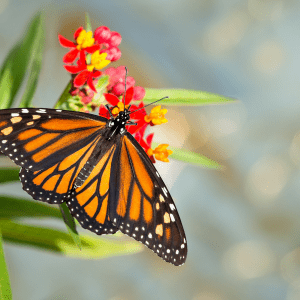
[1,0,300,299]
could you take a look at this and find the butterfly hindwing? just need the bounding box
[65,137,120,235]
[109,134,187,266]
[19,134,102,203]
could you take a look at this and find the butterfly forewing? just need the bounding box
[0,108,107,171]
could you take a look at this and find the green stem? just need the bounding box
[54,81,72,109]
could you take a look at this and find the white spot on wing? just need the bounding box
[170,214,175,222]
[22,109,29,113]
[169,204,175,211]
[162,187,168,197]
[11,113,19,117]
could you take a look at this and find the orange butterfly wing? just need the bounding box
[0,108,106,171]
[109,134,187,266]
[19,134,101,203]
[0,108,187,265]
[66,132,187,265]
[66,141,119,235]
[0,108,107,203]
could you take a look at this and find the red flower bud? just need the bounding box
[109,32,122,47]
[94,26,111,44]
[133,86,146,100]
[102,47,122,62]
[112,82,126,97]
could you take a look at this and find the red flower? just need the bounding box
[64,51,110,92]
[58,27,99,64]
[135,124,155,163]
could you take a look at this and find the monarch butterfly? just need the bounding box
[0,106,187,266]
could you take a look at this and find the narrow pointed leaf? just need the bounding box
[142,88,237,106]
[19,14,45,108]
[0,13,44,108]
[170,147,223,169]
[0,196,61,219]
[0,231,12,300]
[0,220,143,259]
[0,64,13,109]
[85,13,92,32]
[0,168,20,184]
[60,203,81,250]
[153,142,222,169]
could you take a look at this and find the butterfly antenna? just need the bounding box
[123,67,128,108]
[129,96,169,115]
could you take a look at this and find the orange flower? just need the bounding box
[147,144,173,162]
[144,105,168,125]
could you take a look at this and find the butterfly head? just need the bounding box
[106,107,133,139]
[117,109,130,123]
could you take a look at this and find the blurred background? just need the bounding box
[1,0,300,299]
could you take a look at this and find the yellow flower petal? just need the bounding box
[76,30,95,49]
[144,115,151,123]
[76,30,87,44]
[87,65,94,72]
[112,107,119,115]
[99,52,108,60]
[153,144,172,162]
[147,148,153,156]
[145,105,168,126]
[151,105,161,113]
[94,59,110,70]
[89,51,111,70]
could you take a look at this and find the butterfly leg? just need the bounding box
[126,121,137,126]
[105,105,114,118]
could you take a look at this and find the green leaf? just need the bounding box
[152,142,222,169]
[0,63,13,109]
[0,13,44,109]
[170,147,222,169]
[85,13,92,32]
[0,168,20,184]
[0,231,12,300]
[60,203,81,250]
[93,75,109,105]
[0,196,61,219]
[142,88,237,106]
[0,220,143,259]
[19,14,45,108]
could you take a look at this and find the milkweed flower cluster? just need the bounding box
[59,25,172,163]
[59,26,121,92]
